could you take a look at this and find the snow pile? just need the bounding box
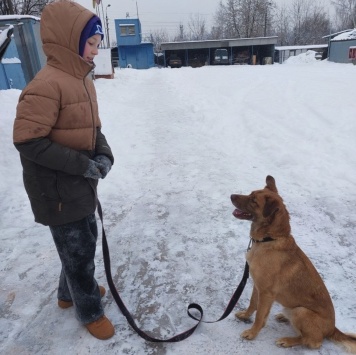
[283,50,319,64]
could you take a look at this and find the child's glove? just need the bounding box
[83,159,104,179]
[93,155,112,179]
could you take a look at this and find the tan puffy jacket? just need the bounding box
[14,0,100,150]
[13,1,114,226]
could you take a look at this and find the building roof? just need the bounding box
[161,36,278,51]
[275,44,328,51]
[330,28,356,41]
[322,28,354,39]
[0,15,40,21]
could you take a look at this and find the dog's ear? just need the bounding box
[263,197,280,219]
[265,175,278,193]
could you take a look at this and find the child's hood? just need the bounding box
[41,1,94,54]
[40,1,96,78]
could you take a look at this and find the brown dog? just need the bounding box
[231,175,356,352]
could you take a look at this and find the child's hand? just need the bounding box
[84,159,103,179]
[93,155,112,178]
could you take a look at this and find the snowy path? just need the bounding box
[1,63,356,354]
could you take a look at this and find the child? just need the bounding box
[13,0,115,340]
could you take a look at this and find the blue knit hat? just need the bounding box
[79,16,104,56]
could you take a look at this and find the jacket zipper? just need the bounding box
[83,70,96,150]
[83,70,98,211]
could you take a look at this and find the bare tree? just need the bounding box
[213,0,276,39]
[303,5,330,43]
[144,29,170,53]
[213,0,239,38]
[289,0,310,44]
[209,25,224,40]
[289,0,330,45]
[332,0,356,29]
[273,3,291,45]
[0,0,53,16]
[188,14,207,40]
[214,2,227,38]
[0,0,15,14]
[239,0,270,37]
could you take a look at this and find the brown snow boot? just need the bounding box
[85,315,115,340]
[58,286,106,309]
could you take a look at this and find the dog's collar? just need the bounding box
[251,236,275,243]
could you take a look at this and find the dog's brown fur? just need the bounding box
[231,175,356,352]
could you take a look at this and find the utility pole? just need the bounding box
[105,4,111,48]
[264,1,272,37]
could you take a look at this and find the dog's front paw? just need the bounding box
[241,328,257,340]
[235,310,251,321]
[276,337,291,348]
[276,336,303,348]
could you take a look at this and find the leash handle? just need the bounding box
[187,261,249,323]
[98,200,249,342]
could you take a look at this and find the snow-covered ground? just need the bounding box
[1,56,356,354]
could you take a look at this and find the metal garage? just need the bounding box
[160,36,278,67]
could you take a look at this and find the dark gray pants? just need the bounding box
[50,214,104,324]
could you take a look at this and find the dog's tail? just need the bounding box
[328,327,356,354]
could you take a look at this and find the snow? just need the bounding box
[275,44,327,51]
[0,15,40,21]
[1,57,21,64]
[0,25,13,48]
[283,50,320,64]
[1,56,356,354]
[332,28,356,41]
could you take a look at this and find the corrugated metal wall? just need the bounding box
[329,39,356,63]
[0,39,26,89]
[0,17,44,89]
[12,19,45,83]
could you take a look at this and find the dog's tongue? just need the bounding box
[232,208,252,220]
[233,208,244,218]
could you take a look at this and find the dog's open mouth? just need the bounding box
[233,207,253,220]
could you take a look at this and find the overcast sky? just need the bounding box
[75,0,334,40]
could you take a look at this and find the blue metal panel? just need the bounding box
[3,38,18,58]
[126,47,138,68]
[329,39,356,63]
[115,17,154,69]
[0,17,44,84]
[115,18,141,46]
[142,43,154,68]
[2,62,26,89]
[31,20,46,68]
[118,43,154,69]
[0,63,9,89]
[1,36,26,89]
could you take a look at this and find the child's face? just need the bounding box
[82,34,102,64]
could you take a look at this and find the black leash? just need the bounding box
[98,200,249,342]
